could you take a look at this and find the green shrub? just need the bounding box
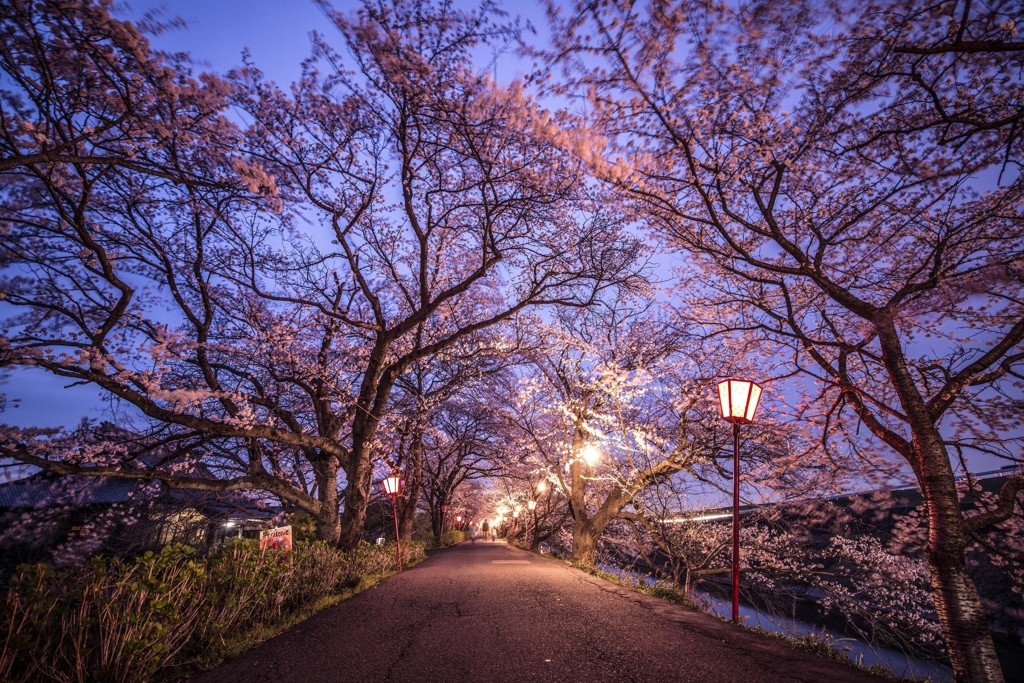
[0,538,425,682]
[440,530,465,547]
[0,545,206,682]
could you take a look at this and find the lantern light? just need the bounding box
[716,378,764,623]
[527,500,537,511]
[512,509,520,519]
[537,480,547,493]
[717,379,763,424]
[381,471,403,571]
[581,444,601,467]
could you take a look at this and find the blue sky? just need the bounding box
[133,0,333,84]
[3,0,549,429]
[1,1,1016,482]
[131,0,549,84]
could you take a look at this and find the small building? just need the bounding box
[0,470,276,571]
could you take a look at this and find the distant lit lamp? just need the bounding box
[527,499,537,550]
[581,444,601,467]
[382,474,403,571]
[717,378,763,623]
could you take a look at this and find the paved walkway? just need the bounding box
[192,541,885,682]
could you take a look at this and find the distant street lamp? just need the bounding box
[581,443,601,468]
[527,499,537,550]
[383,474,403,572]
[717,378,763,623]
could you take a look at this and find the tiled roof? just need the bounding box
[0,475,152,509]
[0,473,278,519]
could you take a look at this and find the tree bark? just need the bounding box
[339,451,372,550]
[920,443,1005,683]
[571,523,599,564]
[339,341,390,551]
[876,318,1004,683]
[313,457,342,544]
[398,422,424,542]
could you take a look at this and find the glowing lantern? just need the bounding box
[716,378,764,623]
[381,473,403,571]
[717,379,762,423]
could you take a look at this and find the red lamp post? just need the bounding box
[717,378,763,623]
[527,499,537,550]
[383,474,403,572]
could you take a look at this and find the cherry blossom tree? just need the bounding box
[225,0,644,548]
[377,324,512,542]
[0,0,233,183]
[544,1,1023,679]
[494,302,799,564]
[0,0,645,550]
[0,1,339,528]
[418,391,505,544]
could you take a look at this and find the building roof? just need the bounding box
[0,473,152,510]
[0,472,277,520]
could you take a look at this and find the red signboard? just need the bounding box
[259,525,293,553]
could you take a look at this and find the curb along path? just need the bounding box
[192,542,887,683]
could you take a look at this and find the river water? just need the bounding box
[697,591,953,682]
[597,565,953,682]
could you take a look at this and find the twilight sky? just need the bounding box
[1,1,1015,480]
[4,0,548,430]
[134,0,332,83]
[132,0,547,84]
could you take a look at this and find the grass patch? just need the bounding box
[744,626,930,683]
[179,553,427,678]
[182,573,385,675]
[569,561,698,609]
[1,541,427,683]
[568,560,932,683]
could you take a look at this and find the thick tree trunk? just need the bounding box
[431,496,447,546]
[398,421,424,542]
[339,452,372,550]
[314,501,342,544]
[920,446,1005,683]
[565,417,629,566]
[398,486,418,541]
[876,318,1004,683]
[313,457,342,544]
[571,523,598,564]
[339,337,390,551]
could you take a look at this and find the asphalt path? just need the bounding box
[192,541,885,682]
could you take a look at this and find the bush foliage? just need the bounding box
[0,539,425,682]
[440,530,465,547]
